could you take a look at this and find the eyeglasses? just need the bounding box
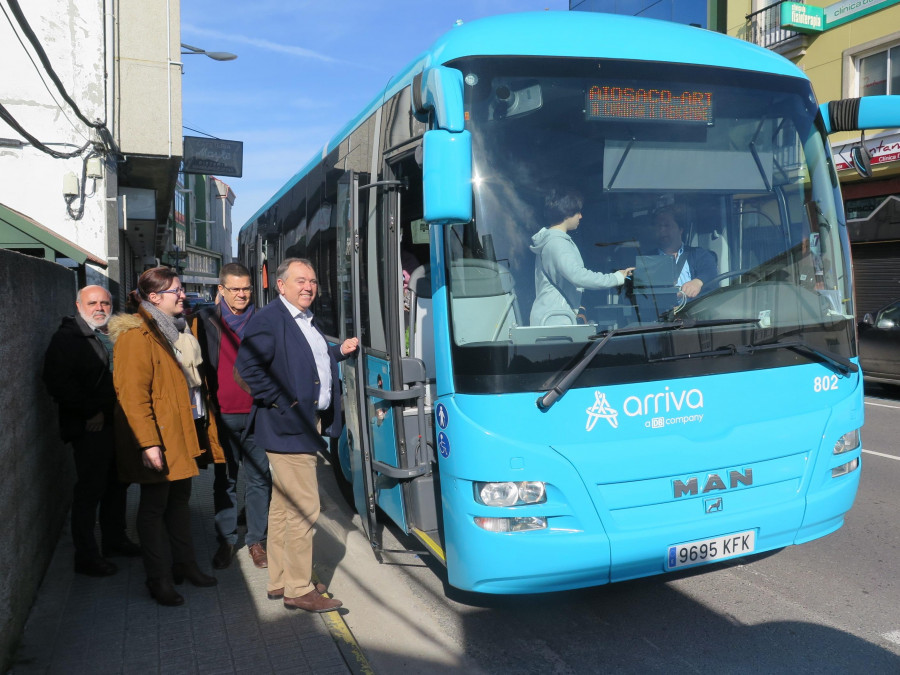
[223,286,252,294]
[157,286,186,296]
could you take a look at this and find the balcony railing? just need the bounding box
[746,1,801,49]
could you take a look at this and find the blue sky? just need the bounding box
[180,1,568,253]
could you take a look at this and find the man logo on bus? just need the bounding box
[586,391,618,430]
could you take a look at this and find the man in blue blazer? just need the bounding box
[236,257,358,613]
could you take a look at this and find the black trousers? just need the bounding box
[136,478,196,579]
[70,426,129,561]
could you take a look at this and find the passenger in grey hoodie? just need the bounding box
[530,190,633,326]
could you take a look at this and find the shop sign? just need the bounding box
[833,133,900,171]
[824,0,900,30]
[183,136,244,178]
[781,3,825,32]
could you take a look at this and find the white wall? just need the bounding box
[0,0,113,269]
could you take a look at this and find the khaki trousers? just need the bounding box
[266,452,319,598]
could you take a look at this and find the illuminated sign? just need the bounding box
[586,85,713,124]
[781,2,825,32]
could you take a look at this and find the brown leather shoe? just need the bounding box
[283,589,342,613]
[267,583,326,600]
[248,542,268,568]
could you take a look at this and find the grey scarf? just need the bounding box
[141,300,183,344]
[141,301,203,388]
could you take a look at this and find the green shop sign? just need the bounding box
[824,0,900,29]
[781,2,825,32]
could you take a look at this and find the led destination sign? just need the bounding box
[587,85,713,124]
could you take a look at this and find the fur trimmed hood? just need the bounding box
[107,312,144,344]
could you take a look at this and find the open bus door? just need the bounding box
[337,172,381,560]
[337,165,439,564]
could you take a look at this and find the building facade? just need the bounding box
[570,0,726,30]
[164,173,235,298]
[0,0,183,306]
[730,0,900,315]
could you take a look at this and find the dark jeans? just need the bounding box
[213,413,271,547]
[137,478,195,579]
[70,426,129,561]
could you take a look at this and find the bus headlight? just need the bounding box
[833,429,860,455]
[474,516,547,532]
[475,481,547,506]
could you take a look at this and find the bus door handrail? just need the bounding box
[365,365,432,478]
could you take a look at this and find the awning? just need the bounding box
[0,202,107,267]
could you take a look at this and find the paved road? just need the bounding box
[324,383,900,674]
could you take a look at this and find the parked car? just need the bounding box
[183,294,213,317]
[857,299,900,385]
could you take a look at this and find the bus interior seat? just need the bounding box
[407,265,436,384]
[450,259,520,344]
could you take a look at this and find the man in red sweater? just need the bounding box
[192,263,270,569]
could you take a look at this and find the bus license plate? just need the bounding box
[667,530,755,569]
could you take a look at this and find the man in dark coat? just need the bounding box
[236,258,358,613]
[43,285,140,576]
[191,262,271,571]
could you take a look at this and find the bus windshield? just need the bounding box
[444,56,851,395]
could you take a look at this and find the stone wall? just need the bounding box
[0,250,77,671]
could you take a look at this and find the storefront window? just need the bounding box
[859,46,899,96]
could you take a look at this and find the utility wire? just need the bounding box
[4,0,105,130]
[183,124,221,140]
[0,0,89,142]
[0,101,93,158]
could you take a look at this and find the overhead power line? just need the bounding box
[5,0,105,130]
[0,101,93,159]
[0,1,89,142]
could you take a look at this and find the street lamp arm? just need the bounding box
[180,43,237,61]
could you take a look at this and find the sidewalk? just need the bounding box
[9,464,360,675]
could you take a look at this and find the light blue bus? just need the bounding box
[238,11,900,593]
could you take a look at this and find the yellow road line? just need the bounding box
[314,573,377,674]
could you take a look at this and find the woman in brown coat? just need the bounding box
[109,267,225,606]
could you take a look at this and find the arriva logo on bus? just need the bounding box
[585,387,704,431]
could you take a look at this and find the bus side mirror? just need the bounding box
[850,134,872,178]
[423,129,472,225]
[413,66,465,132]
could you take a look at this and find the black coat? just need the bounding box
[43,314,116,442]
[191,303,225,410]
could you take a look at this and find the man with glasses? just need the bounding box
[191,263,271,570]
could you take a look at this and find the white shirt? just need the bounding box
[658,245,693,287]
[279,295,331,410]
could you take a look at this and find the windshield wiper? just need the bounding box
[651,345,741,364]
[536,317,760,411]
[740,339,858,375]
